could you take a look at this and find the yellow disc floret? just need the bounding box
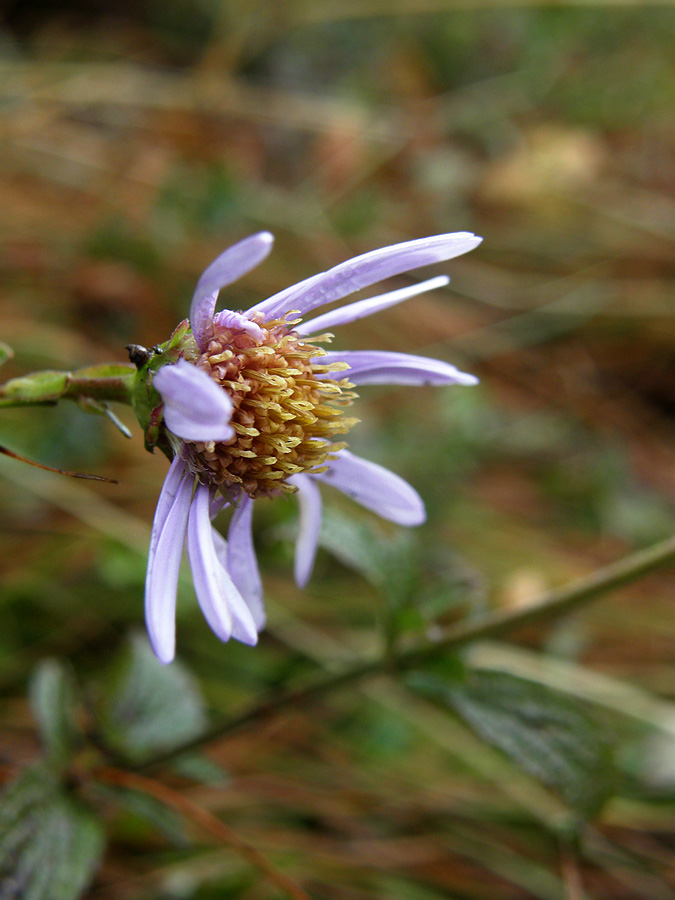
[183,312,358,498]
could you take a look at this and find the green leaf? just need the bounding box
[28,659,81,769]
[0,765,105,900]
[0,342,14,367]
[97,634,207,763]
[0,370,68,406]
[408,667,614,817]
[96,783,188,846]
[319,506,417,607]
[70,363,135,380]
[169,753,230,785]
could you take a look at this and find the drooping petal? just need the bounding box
[145,462,193,664]
[296,276,449,336]
[321,350,479,387]
[187,484,258,646]
[154,359,234,442]
[190,232,274,349]
[148,455,188,554]
[248,233,482,322]
[315,449,425,526]
[209,527,262,644]
[288,473,323,588]
[222,495,265,629]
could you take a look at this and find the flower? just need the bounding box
[143,231,482,662]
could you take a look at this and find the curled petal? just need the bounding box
[296,276,449,336]
[315,449,425,527]
[190,232,274,349]
[288,474,323,588]
[321,350,478,387]
[145,461,193,664]
[187,484,258,646]
[154,359,234,442]
[249,232,482,322]
[212,308,264,340]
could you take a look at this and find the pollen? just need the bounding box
[184,312,358,497]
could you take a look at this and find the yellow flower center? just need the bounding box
[184,312,358,498]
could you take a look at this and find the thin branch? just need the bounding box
[95,767,313,900]
[139,532,675,771]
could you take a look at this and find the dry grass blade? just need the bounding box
[95,767,313,900]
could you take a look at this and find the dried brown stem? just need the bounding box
[95,767,313,900]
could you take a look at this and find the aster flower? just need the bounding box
[139,231,482,663]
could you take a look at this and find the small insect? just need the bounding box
[125,344,164,370]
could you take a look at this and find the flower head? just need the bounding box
[136,231,481,662]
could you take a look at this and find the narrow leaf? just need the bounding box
[96,784,188,845]
[0,370,68,404]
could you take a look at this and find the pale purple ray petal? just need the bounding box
[210,526,262,643]
[148,455,188,555]
[186,484,258,646]
[190,232,274,349]
[223,495,265,628]
[321,350,479,387]
[288,473,323,588]
[296,276,449,336]
[209,491,229,520]
[145,463,193,664]
[248,233,482,322]
[154,359,234,442]
[315,449,426,526]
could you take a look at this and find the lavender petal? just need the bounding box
[249,232,482,322]
[321,350,478,387]
[296,276,449,336]
[288,474,323,588]
[224,495,266,629]
[315,449,426,526]
[187,484,258,646]
[148,455,188,554]
[190,232,274,349]
[154,359,234,442]
[145,464,193,663]
[210,527,261,644]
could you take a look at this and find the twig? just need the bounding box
[95,767,313,900]
[138,533,675,770]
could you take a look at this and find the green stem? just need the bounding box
[0,364,134,408]
[138,532,675,771]
[63,374,135,405]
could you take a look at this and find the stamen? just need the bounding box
[183,317,358,498]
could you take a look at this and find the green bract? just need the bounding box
[129,319,197,458]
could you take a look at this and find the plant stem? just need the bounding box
[63,374,135,405]
[139,532,675,771]
[0,364,134,408]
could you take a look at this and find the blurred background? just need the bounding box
[0,1,674,898]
